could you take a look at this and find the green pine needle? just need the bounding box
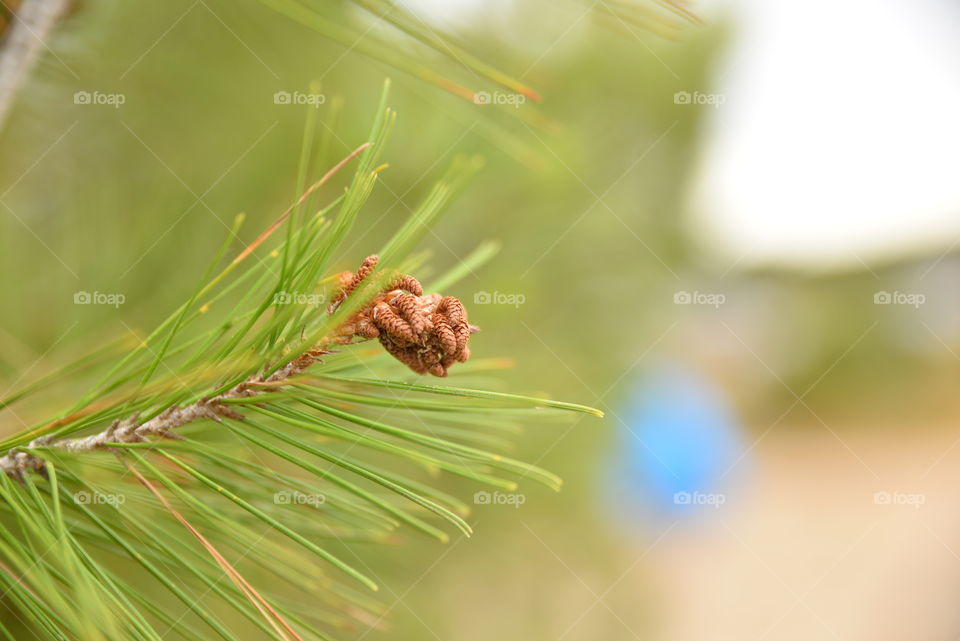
[0,80,601,640]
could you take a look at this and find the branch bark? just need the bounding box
[0,0,71,131]
[0,345,332,478]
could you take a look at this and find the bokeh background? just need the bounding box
[3,0,960,639]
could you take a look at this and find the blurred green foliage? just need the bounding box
[1,1,951,638]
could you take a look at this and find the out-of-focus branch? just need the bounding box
[0,0,71,131]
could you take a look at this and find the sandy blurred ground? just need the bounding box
[645,423,960,641]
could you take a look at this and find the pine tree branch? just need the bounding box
[0,344,332,478]
[0,253,477,478]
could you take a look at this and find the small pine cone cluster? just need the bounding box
[330,255,476,377]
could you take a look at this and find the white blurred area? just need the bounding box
[691,0,960,270]
[408,0,960,271]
